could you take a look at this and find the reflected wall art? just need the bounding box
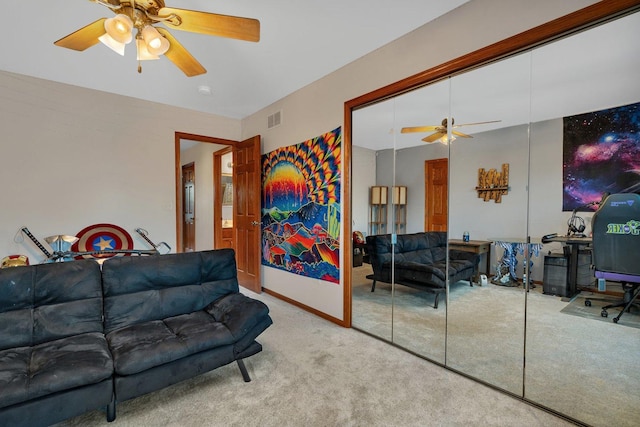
[563,101,640,211]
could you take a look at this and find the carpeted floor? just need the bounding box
[351,264,640,427]
[56,289,576,427]
[560,293,640,329]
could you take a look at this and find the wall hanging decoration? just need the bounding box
[71,223,134,259]
[562,101,640,211]
[261,127,341,284]
[476,163,510,203]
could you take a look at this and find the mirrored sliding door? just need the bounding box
[351,98,396,342]
[525,11,640,426]
[445,52,532,394]
[391,80,450,363]
[349,6,640,426]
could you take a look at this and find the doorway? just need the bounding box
[175,132,262,293]
[182,162,196,252]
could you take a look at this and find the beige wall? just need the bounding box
[0,0,599,321]
[241,0,598,320]
[0,71,240,262]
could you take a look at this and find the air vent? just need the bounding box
[267,110,282,129]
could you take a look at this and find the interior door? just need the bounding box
[234,135,262,293]
[425,158,448,231]
[182,162,196,252]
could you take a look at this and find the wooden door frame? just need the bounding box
[174,132,237,253]
[343,1,639,328]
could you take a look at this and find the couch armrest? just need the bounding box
[205,293,270,340]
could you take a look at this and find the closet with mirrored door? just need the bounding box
[349,5,640,426]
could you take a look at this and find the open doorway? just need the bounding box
[175,132,263,293]
[181,162,196,251]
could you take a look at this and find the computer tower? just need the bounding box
[543,253,570,297]
[543,250,594,297]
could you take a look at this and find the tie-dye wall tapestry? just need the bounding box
[563,101,640,211]
[261,127,341,284]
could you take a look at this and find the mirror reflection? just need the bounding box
[390,81,450,363]
[351,9,639,427]
[525,11,640,425]
[445,52,532,394]
[351,100,395,342]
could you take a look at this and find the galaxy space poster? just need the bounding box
[261,127,341,284]
[563,102,640,211]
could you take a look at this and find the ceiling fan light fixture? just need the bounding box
[142,25,170,56]
[98,33,126,56]
[104,14,133,44]
[439,134,456,144]
[136,37,159,60]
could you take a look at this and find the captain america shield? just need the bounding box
[72,223,134,259]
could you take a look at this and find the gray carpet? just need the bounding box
[560,293,640,329]
[351,265,640,427]
[55,290,574,427]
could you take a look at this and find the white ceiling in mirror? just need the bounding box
[530,11,640,122]
[352,11,640,152]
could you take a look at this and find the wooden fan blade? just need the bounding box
[452,130,473,138]
[422,132,445,143]
[157,28,206,77]
[401,125,439,133]
[159,8,260,42]
[453,120,501,128]
[54,19,107,51]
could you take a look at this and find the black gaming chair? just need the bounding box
[591,193,640,324]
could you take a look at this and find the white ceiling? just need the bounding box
[352,10,640,151]
[0,1,468,119]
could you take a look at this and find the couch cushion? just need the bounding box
[102,249,239,333]
[107,311,235,376]
[0,332,113,409]
[0,260,103,351]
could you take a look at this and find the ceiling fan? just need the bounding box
[54,0,260,77]
[401,118,501,144]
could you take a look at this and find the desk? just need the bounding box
[449,239,492,284]
[542,235,592,297]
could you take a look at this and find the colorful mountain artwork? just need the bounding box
[261,127,341,284]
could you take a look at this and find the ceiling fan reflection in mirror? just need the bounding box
[54,0,260,77]
[401,118,501,144]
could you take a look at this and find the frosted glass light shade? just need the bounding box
[136,38,159,60]
[439,134,456,144]
[99,33,126,56]
[142,26,170,56]
[104,14,133,44]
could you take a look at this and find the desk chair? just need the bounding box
[591,193,640,324]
